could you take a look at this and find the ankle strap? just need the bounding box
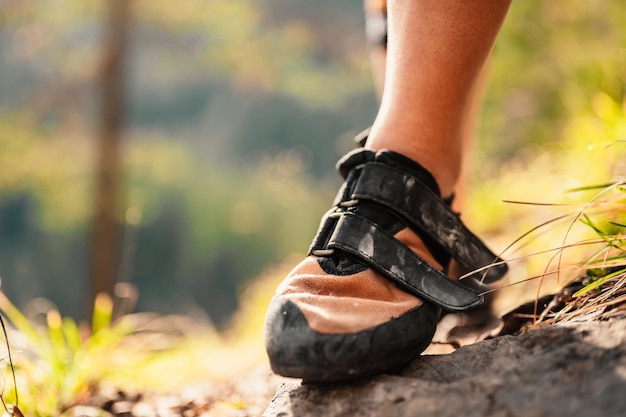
[351,161,507,283]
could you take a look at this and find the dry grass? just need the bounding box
[490,178,626,329]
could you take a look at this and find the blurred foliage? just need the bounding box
[0,0,624,326]
[0,291,150,416]
[481,0,625,160]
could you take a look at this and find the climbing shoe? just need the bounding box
[264,148,507,381]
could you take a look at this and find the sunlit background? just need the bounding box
[0,0,625,330]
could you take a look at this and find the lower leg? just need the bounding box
[364,0,491,213]
[365,0,511,198]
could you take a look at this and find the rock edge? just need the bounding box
[264,317,626,417]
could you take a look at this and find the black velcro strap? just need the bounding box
[351,163,508,283]
[327,213,483,311]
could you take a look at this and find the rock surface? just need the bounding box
[263,317,626,417]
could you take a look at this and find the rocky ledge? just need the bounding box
[264,316,626,417]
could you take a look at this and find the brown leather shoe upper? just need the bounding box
[276,225,443,334]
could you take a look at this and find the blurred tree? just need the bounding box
[90,0,131,307]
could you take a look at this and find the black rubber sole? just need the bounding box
[264,297,441,382]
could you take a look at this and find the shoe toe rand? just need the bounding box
[264,296,441,381]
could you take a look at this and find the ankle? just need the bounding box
[364,126,461,198]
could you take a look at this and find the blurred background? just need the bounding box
[0,0,624,328]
